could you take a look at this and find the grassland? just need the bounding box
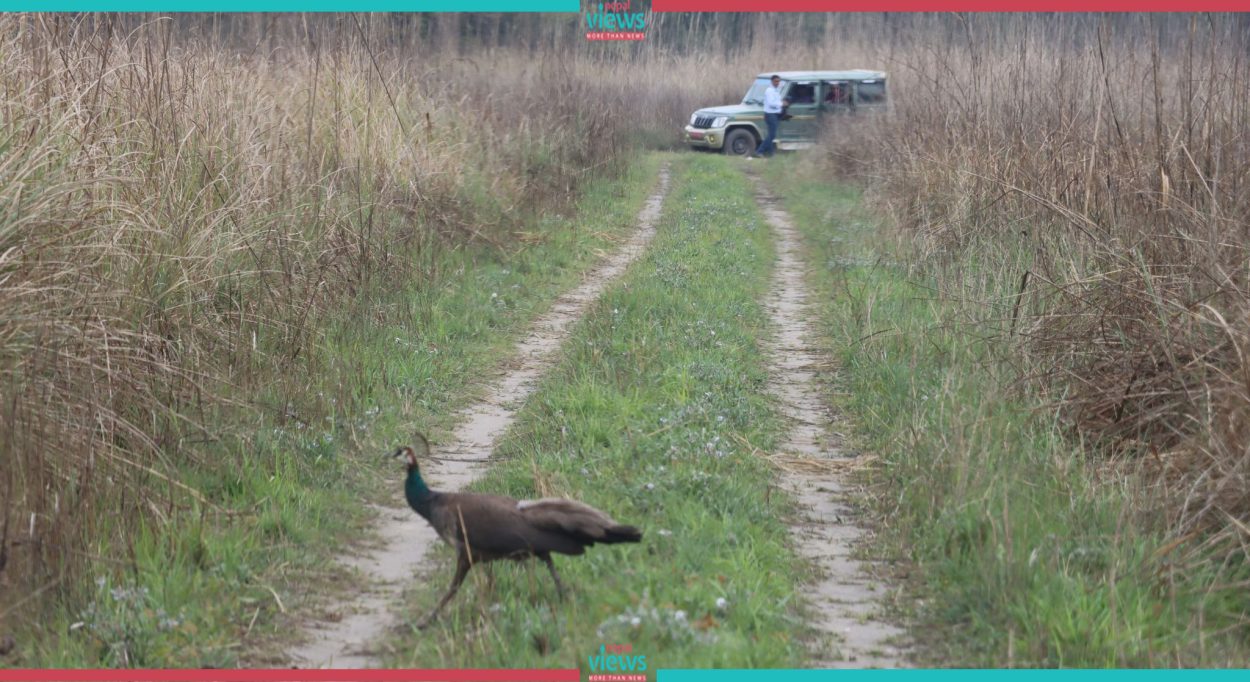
[831,15,1250,555]
[764,157,1250,666]
[383,154,812,670]
[5,11,1250,669]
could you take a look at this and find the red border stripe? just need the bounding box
[0,671,580,682]
[652,0,1250,9]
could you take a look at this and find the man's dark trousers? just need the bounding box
[755,112,780,157]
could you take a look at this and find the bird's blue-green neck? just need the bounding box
[404,466,435,519]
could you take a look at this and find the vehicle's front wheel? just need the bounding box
[722,128,757,157]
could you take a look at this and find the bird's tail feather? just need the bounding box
[602,524,643,543]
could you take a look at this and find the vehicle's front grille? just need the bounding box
[692,115,717,129]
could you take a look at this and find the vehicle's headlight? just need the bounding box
[690,113,699,125]
[712,116,728,128]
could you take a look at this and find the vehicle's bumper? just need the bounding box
[684,125,726,150]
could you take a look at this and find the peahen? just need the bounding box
[390,434,643,628]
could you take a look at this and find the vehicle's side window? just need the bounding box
[822,81,851,106]
[856,80,887,104]
[785,83,816,106]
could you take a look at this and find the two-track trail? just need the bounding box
[752,175,906,667]
[287,164,671,668]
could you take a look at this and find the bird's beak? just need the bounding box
[387,447,403,460]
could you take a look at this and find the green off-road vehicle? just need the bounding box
[683,70,887,156]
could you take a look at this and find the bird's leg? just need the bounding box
[539,553,565,600]
[415,553,471,630]
[483,563,496,593]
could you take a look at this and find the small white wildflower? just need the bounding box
[491,292,498,299]
[645,483,655,491]
[715,597,729,611]
[657,529,673,537]
[630,617,641,627]
[675,610,687,623]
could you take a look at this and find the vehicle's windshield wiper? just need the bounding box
[744,98,762,105]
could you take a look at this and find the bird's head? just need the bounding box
[389,432,431,472]
[390,445,419,470]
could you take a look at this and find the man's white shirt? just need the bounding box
[763,85,784,114]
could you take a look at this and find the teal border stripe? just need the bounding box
[4,0,577,10]
[658,672,1250,681]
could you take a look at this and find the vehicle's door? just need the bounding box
[778,81,818,142]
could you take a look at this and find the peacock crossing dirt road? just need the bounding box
[751,173,907,667]
[287,164,671,668]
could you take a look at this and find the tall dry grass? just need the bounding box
[820,15,1250,551]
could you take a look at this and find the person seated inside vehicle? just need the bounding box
[824,82,849,105]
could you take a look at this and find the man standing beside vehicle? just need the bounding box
[753,74,786,158]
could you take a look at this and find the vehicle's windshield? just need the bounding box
[742,77,771,105]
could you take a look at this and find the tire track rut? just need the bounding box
[752,176,906,668]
